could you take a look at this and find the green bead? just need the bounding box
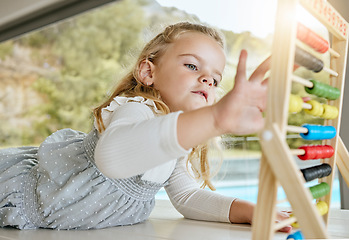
[309,182,330,199]
[305,80,340,100]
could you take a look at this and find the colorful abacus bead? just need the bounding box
[295,47,323,72]
[321,104,339,119]
[300,163,332,182]
[309,182,330,199]
[291,202,329,229]
[298,145,334,160]
[304,100,339,119]
[304,100,323,117]
[305,80,340,100]
[289,94,304,113]
[316,201,329,216]
[287,230,304,239]
[300,124,336,140]
[297,23,329,53]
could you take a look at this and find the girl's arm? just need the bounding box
[229,199,292,233]
[94,102,189,179]
[166,159,291,232]
[165,158,235,222]
[177,50,270,150]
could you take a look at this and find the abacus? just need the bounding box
[251,0,349,239]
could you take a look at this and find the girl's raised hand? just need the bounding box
[276,211,292,233]
[213,50,270,135]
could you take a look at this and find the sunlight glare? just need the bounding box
[296,4,328,36]
[156,0,278,38]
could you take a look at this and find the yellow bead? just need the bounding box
[316,201,328,215]
[290,201,328,228]
[304,100,324,117]
[290,213,300,228]
[321,104,339,119]
[289,95,303,113]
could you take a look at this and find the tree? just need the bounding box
[29,0,148,142]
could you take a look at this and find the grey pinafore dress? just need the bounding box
[0,128,164,229]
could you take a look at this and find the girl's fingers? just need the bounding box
[234,49,248,85]
[276,211,293,233]
[249,55,271,82]
[279,225,292,233]
[261,77,269,86]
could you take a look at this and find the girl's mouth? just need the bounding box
[192,91,208,101]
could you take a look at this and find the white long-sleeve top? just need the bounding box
[94,96,235,223]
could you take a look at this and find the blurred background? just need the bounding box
[0,0,348,208]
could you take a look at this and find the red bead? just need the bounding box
[298,145,334,160]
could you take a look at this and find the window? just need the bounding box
[0,0,340,208]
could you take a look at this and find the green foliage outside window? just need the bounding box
[0,0,329,150]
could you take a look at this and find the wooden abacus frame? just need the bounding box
[251,0,349,239]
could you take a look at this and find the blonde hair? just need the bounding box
[93,22,225,190]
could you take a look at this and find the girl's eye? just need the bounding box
[213,79,219,87]
[185,64,197,71]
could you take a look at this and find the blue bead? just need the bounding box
[300,124,336,140]
[287,230,304,240]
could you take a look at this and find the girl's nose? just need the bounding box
[200,77,213,87]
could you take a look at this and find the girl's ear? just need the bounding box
[138,60,155,86]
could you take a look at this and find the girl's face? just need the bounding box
[152,32,226,112]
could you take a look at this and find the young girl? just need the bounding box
[0,22,291,231]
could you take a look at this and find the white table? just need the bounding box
[0,200,348,240]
